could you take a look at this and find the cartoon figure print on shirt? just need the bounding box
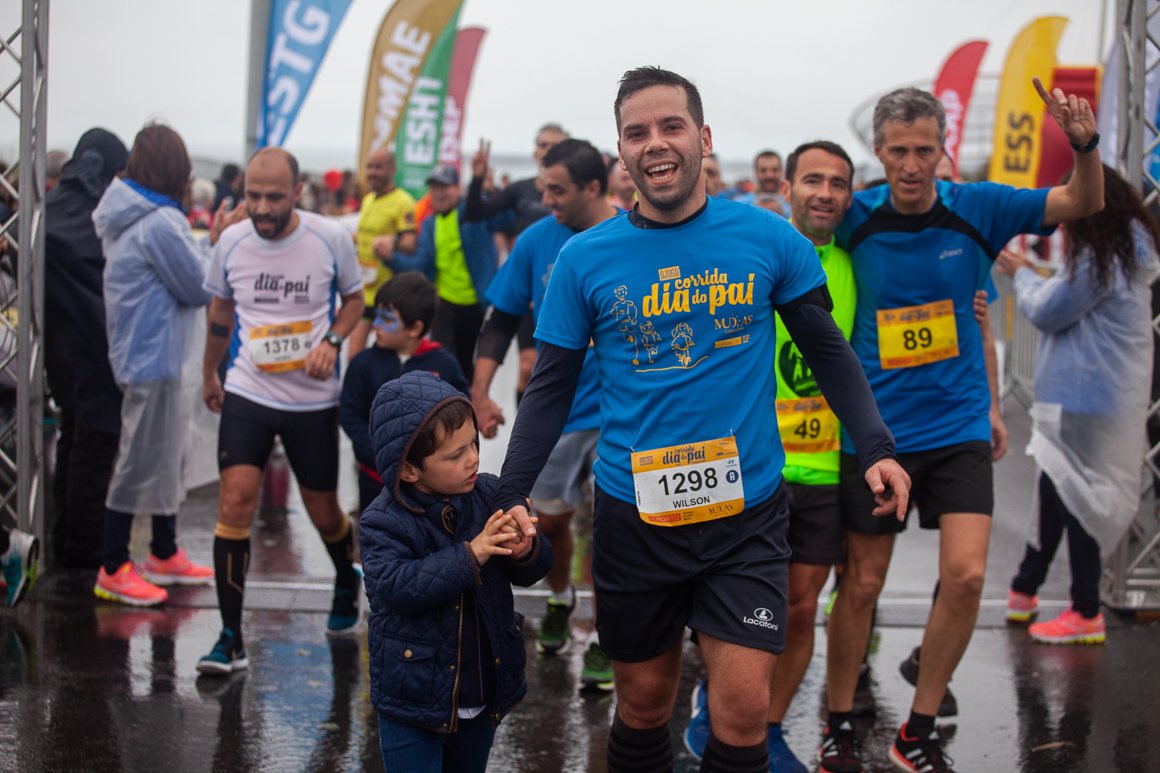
[608,266,754,372]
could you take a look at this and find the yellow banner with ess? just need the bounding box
[987,16,1069,187]
[358,0,463,176]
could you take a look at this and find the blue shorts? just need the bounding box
[591,485,790,662]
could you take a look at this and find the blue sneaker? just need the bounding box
[682,676,710,760]
[197,629,249,675]
[767,724,807,773]
[2,529,39,608]
[327,571,363,636]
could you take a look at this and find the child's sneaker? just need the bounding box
[1006,589,1039,622]
[326,587,361,636]
[143,548,213,586]
[1028,608,1105,644]
[889,723,955,772]
[2,529,39,607]
[197,629,249,675]
[94,562,168,606]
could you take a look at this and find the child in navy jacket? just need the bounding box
[340,272,467,513]
[359,371,551,772]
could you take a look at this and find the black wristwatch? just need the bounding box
[323,331,343,349]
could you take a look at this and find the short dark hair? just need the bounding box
[375,271,437,337]
[754,150,781,167]
[542,138,608,194]
[614,66,704,132]
[785,141,854,185]
[123,124,191,202]
[220,163,241,182]
[406,398,477,469]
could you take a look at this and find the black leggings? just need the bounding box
[430,299,485,384]
[1011,473,1102,618]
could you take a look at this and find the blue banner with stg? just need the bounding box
[260,0,353,148]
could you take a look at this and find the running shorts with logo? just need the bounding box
[592,485,790,662]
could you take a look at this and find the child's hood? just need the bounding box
[369,371,471,513]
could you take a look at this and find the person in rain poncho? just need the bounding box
[996,163,1160,644]
[93,123,245,606]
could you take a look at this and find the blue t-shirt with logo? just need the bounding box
[536,197,826,505]
[486,215,601,433]
[836,181,1051,453]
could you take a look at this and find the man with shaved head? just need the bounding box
[350,147,416,358]
[198,147,366,675]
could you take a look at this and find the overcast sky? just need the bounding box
[0,0,1108,175]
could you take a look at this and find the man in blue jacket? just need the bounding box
[393,165,513,382]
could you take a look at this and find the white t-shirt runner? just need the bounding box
[205,210,363,411]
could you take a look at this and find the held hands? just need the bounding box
[472,139,491,179]
[1034,76,1097,148]
[501,503,539,559]
[470,510,521,566]
[865,458,911,521]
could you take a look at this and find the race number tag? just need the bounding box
[876,299,958,370]
[776,397,839,454]
[361,265,379,287]
[631,437,744,526]
[249,320,312,372]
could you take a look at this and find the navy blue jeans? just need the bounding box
[378,713,495,773]
[1011,473,1102,618]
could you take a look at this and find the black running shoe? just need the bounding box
[898,646,958,717]
[889,723,955,772]
[817,720,862,773]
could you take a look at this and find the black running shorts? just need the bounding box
[218,392,340,492]
[786,483,843,566]
[591,485,790,662]
[839,440,993,535]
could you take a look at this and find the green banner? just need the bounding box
[394,7,462,198]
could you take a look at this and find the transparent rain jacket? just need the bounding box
[1015,222,1160,555]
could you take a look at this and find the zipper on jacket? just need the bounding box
[449,590,465,732]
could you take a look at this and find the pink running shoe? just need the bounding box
[1029,608,1105,644]
[94,562,169,606]
[143,548,213,586]
[1006,589,1039,622]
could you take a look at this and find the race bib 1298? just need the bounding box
[631,437,744,526]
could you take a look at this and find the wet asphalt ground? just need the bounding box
[3,363,1160,772]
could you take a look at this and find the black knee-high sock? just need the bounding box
[102,508,135,574]
[322,519,358,590]
[607,714,671,773]
[151,514,177,559]
[700,733,768,773]
[214,534,250,646]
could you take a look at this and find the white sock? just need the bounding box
[586,629,600,648]
[548,586,574,606]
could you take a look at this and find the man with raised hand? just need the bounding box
[494,67,908,773]
[819,80,1102,773]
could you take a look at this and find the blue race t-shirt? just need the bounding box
[536,196,826,506]
[836,180,1052,453]
[486,214,601,433]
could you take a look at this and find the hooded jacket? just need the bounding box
[44,128,128,431]
[359,371,551,732]
[94,177,211,385]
